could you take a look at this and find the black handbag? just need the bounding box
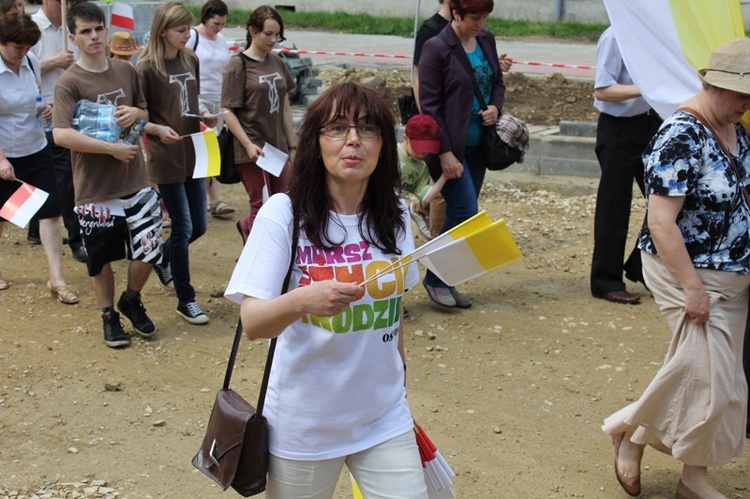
[216,55,246,185]
[192,219,298,496]
[480,126,521,171]
[439,31,520,171]
[216,126,240,184]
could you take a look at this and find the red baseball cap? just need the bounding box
[405,114,441,155]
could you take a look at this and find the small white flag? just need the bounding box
[256,142,288,177]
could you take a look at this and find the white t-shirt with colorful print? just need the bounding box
[225,193,419,460]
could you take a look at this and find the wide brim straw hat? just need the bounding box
[109,31,141,56]
[698,37,750,95]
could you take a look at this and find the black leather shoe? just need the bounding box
[597,290,641,305]
[71,245,88,263]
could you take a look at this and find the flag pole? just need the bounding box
[360,258,414,287]
[61,0,68,52]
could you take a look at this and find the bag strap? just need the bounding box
[438,30,488,111]
[221,210,300,418]
[26,54,36,77]
[677,106,750,208]
[191,27,199,51]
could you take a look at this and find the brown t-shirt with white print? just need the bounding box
[221,52,295,164]
[137,54,201,184]
[53,59,149,206]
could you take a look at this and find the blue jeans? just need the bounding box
[158,178,207,302]
[424,147,486,287]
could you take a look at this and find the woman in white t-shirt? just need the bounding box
[225,83,428,498]
[188,0,235,218]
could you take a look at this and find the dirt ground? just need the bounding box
[318,67,600,125]
[1,73,748,498]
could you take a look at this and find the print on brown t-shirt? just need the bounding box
[53,59,149,206]
[221,52,295,165]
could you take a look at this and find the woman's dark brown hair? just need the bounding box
[0,11,40,46]
[200,0,227,25]
[452,0,494,17]
[245,5,284,49]
[288,82,405,254]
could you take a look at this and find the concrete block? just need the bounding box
[538,134,598,177]
[559,120,597,137]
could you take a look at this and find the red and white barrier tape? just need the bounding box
[512,60,596,71]
[228,45,595,70]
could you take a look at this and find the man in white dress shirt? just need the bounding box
[29,0,86,263]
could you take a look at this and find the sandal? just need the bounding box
[47,280,79,305]
[0,273,8,290]
[209,200,236,218]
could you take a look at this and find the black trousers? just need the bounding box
[28,131,81,249]
[590,111,661,296]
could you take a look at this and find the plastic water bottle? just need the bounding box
[123,120,147,145]
[72,100,120,143]
[35,96,52,133]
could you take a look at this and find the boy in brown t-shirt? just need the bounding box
[53,2,162,349]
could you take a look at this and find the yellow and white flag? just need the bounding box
[603,0,744,118]
[420,220,522,286]
[360,211,519,287]
[190,129,221,179]
[412,210,493,261]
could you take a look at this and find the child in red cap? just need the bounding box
[399,114,444,240]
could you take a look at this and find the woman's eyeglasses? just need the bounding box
[319,123,381,140]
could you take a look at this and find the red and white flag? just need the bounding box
[110,2,135,31]
[415,424,456,498]
[0,181,49,228]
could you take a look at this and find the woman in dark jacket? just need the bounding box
[418,0,504,308]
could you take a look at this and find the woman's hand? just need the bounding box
[302,280,364,317]
[0,158,15,181]
[155,124,181,144]
[243,141,264,163]
[479,105,499,126]
[439,151,463,180]
[202,114,218,129]
[684,287,710,325]
[40,105,53,123]
[499,54,513,73]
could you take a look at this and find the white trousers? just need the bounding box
[265,431,429,499]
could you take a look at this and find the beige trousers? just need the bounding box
[603,251,749,466]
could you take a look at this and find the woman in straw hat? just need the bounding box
[603,37,750,499]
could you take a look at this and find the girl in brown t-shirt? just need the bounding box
[137,2,212,325]
[221,6,296,241]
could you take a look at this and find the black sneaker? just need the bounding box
[448,287,472,308]
[117,292,156,338]
[102,310,130,348]
[176,300,209,325]
[154,262,174,290]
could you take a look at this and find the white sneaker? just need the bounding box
[409,202,432,240]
